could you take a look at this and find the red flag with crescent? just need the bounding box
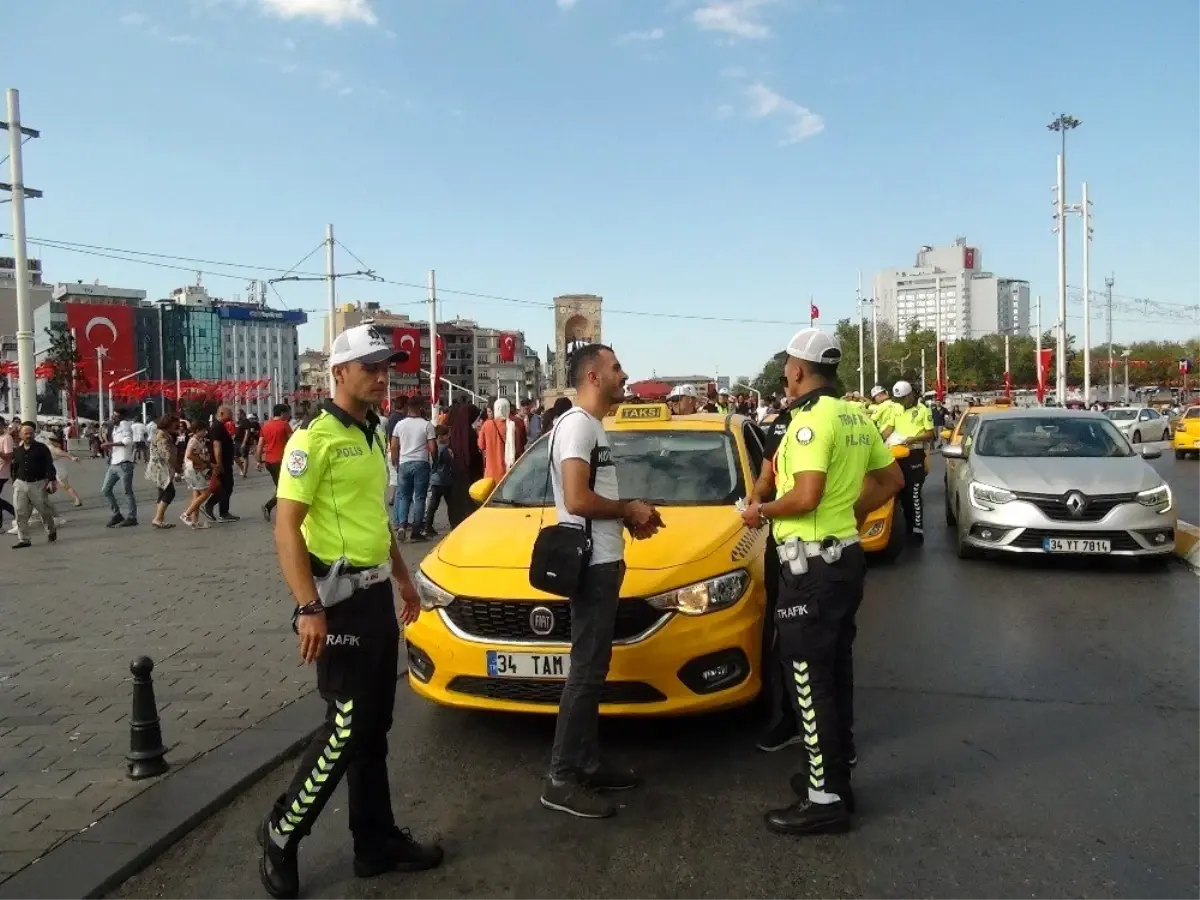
[1035,348,1053,403]
[499,332,517,363]
[65,303,137,379]
[391,327,421,374]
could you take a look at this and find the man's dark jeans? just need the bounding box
[204,467,234,518]
[548,560,625,783]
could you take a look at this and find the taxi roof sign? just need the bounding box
[613,402,672,422]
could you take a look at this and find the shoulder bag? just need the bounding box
[528,409,598,598]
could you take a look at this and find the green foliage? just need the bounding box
[43,323,82,394]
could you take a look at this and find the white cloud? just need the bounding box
[119,12,202,46]
[257,0,377,26]
[556,0,578,8]
[692,0,777,40]
[119,12,148,26]
[617,27,665,44]
[743,82,824,144]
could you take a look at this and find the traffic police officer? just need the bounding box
[260,324,443,899]
[742,329,903,836]
[881,380,934,544]
[867,385,895,427]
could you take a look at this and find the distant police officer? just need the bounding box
[882,380,934,544]
[260,324,443,899]
[742,329,903,836]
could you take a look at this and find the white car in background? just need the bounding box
[1103,406,1172,444]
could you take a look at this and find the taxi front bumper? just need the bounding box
[403,593,766,717]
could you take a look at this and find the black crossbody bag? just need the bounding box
[529,410,598,598]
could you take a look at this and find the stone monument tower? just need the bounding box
[553,294,603,391]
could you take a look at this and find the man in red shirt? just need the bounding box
[257,403,293,522]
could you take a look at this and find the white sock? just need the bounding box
[808,787,841,805]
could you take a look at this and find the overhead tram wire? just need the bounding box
[11,232,1197,329]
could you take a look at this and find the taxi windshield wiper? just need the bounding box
[490,498,548,508]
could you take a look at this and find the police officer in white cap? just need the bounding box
[883,380,934,543]
[671,383,700,415]
[741,328,903,836]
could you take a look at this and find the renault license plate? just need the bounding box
[1043,537,1111,554]
[486,651,570,679]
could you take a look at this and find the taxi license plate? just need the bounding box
[486,651,570,679]
[1043,537,1111,554]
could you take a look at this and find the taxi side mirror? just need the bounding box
[889,444,910,460]
[469,478,496,504]
[941,444,965,459]
[940,428,952,441]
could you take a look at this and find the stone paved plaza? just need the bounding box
[0,458,433,883]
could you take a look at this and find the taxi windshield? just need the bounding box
[974,417,1134,458]
[490,429,742,507]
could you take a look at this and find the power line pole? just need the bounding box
[1105,273,1115,403]
[856,271,864,396]
[1,88,43,424]
[325,224,336,394]
[1048,113,1080,405]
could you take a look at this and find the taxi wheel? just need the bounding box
[1132,430,1142,444]
[1178,450,1187,460]
[876,512,907,564]
[954,507,978,560]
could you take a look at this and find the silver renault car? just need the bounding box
[942,408,1176,560]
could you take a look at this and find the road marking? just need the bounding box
[1176,520,1199,574]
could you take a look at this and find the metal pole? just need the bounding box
[856,271,865,395]
[157,303,166,413]
[1004,334,1011,398]
[870,293,879,385]
[175,359,181,414]
[6,90,36,423]
[1055,153,1068,404]
[97,350,105,423]
[325,223,336,395]
[934,276,942,397]
[1081,181,1091,406]
[1035,295,1042,402]
[1123,355,1129,405]
[920,347,926,395]
[427,270,438,414]
[1106,275,1114,403]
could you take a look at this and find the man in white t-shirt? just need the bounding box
[541,343,662,820]
[131,419,149,462]
[101,409,138,527]
[390,396,437,541]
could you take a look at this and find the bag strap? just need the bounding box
[536,408,594,535]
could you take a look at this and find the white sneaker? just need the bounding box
[5,524,16,535]
[53,516,67,527]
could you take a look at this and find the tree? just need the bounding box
[751,351,787,399]
[43,323,83,396]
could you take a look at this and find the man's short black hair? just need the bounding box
[20,420,35,429]
[569,343,613,389]
[273,403,290,417]
[810,361,840,382]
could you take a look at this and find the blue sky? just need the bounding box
[8,0,1199,382]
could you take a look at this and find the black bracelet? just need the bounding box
[297,600,325,616]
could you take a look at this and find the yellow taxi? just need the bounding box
[405,403,773,717]
[1174,406,1200,459]
[940,397,1017,524]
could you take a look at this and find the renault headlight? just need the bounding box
[969,481,1015,511]
[414,571,456,611]
[1136,484,1172,513]
[646,570,750,616]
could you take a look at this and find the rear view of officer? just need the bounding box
[260,324,443,899]
[742,329,903,836]
[885,380,934,544]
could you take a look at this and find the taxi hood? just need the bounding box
[434,505,746,571]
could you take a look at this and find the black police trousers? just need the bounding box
[266,581,400,856]
[898,449,927,535]
[775,545,865,801]
[762,533,795,724]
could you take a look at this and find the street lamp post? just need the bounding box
[1121,349,1131,405]
[1048,113,1080,405]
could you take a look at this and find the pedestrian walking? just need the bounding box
[101,409,138,527]
[0,417,15,530]
[257,404,292,522]
[423,425,453,536]
[741,329,903,835]
[10,421,58,549]
[146,416,179,529]
[259,324,442,899]
[538,343,661,819]
[203,406,239,522]
[390,396,436,542]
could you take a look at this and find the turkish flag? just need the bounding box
[392,327,421,374]
[809,303,819,322]
[1035,348,1053,402]
[499,332,517,363]
[66,303,137,379]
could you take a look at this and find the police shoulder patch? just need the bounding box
[286,449,309,477]
[795,426,815,445]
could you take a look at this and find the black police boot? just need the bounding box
[258,793,300,900]
[789,773,856,814]
[354,826,444,878]
[765,796,852,836]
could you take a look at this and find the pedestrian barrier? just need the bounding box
[126,656,170,780]
[1176,520,1200,571]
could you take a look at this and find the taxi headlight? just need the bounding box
[1136,484,1172,513]
[969,481,1015,511]
[646,570,750,616]
[414,571,455,611]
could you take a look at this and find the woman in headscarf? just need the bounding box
[446,400,484,527]
[478,397,526,481]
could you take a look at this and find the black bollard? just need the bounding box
[126,656,170,780]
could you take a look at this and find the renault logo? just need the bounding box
[1065,492,1088,517]
[529,606,555,636]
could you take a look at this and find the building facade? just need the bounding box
[0,257,52,349]
[871,238,1031,340]
[217,304,306,417]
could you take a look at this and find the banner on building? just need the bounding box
[391,327,421,374]
[964,247,977,269]
[66,303,137,379]
[499,332,517,363]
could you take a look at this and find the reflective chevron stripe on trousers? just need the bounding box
[774,548,866,802]
[268,581,401,855]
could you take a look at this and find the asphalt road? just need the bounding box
[114,464,1199,900]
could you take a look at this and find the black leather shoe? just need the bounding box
[258,795,299,900]
[789,773,855,814]
[765,798,852,836]
[354,827,444,878]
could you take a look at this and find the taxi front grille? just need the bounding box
[1010,529,1141,551]
[446,676,665,705]
[442,598,664,643]
[1014,491,1137,523]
